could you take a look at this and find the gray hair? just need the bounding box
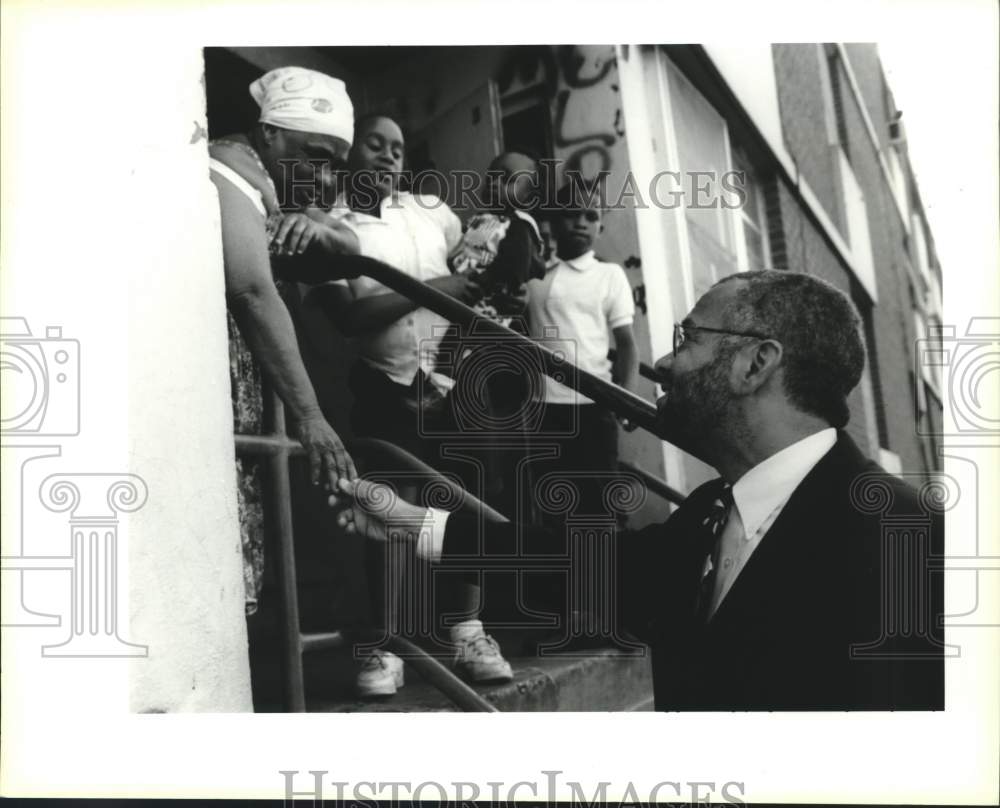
[714,270,866,428]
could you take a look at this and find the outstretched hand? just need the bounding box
[328,478,429,543]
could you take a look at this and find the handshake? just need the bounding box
[328,478,432,546]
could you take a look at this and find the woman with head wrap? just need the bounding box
[209,66,361,614]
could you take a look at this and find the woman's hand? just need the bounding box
[268,209,360,261]
[268,212,327,256]
[293,415,358,491]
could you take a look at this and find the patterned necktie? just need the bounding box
[694,481,734,622]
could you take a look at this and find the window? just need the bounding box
[885,145,910,225]
[837,148,878,301]
[910,213,932,286]
[500,87,554,160]
[913,310,943,396]
[665,60,769,297]
[731,148,772,272]
[824,45,851,162]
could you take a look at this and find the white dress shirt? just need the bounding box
[322,192,463,388]
[705,428,837,617]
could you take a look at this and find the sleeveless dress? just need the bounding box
[209,140,279,616]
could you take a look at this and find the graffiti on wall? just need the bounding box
[497,45,623,180]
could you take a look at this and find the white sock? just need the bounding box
[450,619,484,643]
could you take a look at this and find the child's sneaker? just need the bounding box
[355,649,404,697]
[453,633,514,683]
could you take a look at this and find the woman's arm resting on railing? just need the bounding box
[269,212,365,284]
[319,254,665,438]
[213,174,357,486]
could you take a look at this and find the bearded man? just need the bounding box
[332,270,945,711]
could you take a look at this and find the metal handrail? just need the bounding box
[240,257,690,712]
[619,461,686,507]
[336,256,665,438]
[236,395,506,713]
[607,348,664,387]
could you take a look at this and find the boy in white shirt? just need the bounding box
[527,179,639,509]
[306,114,512,696]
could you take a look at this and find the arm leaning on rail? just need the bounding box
[213,174,357,487]
[307,254,664,438]
[268,210,368,285]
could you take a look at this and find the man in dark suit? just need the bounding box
[332,270,945,710]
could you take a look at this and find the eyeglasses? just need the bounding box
[673,322,771,354]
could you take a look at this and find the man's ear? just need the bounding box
[734,339,783,394]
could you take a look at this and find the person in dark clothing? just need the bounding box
[443,151,548,520]
[452,150,547,323]
[331,269,946,711]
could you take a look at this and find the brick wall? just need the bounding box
[843,43,892,153]
[769,43,938,474]
[772,44,845,236]
[834,49,931,474]
[773,180,874,454]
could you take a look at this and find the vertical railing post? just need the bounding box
[266,389,306,712]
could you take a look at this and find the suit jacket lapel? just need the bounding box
[706,432,868,630]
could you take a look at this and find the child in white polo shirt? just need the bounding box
[527,180,639,506]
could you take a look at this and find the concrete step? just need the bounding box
[252,643,653,712]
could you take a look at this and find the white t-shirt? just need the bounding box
[324,192,462,388]
[526,250,635,405]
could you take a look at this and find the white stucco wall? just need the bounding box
[122,49,253,712]
[1,8,251,715]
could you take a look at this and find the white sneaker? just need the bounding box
[355,650,404,697]
[453,633,514,683]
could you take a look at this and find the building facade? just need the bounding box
[208,43,944,520]
[120,42,945,712]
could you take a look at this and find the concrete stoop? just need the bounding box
[253,645,654,712]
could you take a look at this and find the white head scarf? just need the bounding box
[250,66,354,144]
